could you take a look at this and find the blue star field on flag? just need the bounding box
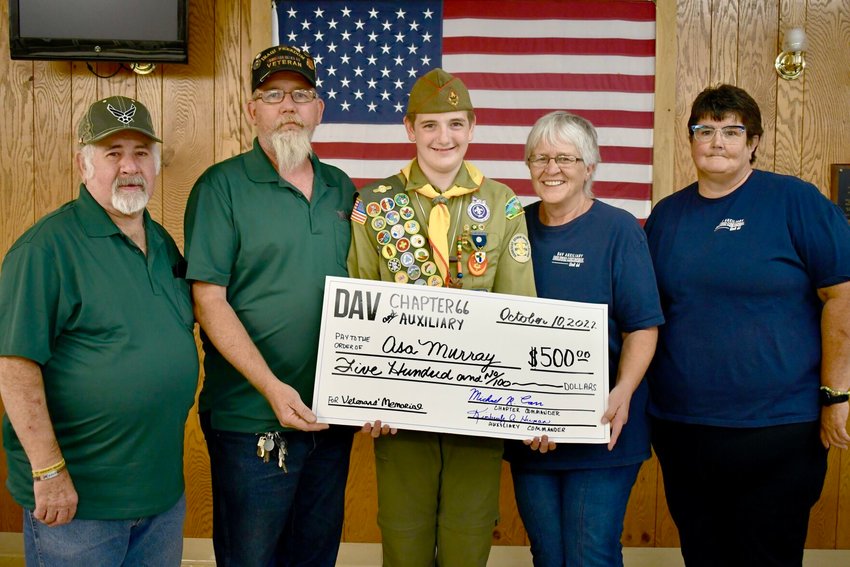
[275,1,443,123]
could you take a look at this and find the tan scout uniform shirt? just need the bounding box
[348,160,536,297]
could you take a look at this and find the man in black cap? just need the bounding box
[0,95,198,564]
[184,44,356,566]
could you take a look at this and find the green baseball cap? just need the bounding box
[406,68,473,115]
[77,96,161,145]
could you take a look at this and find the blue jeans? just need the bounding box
[23,493,185,566]
[201,413,354,567]
[511,464,641,567]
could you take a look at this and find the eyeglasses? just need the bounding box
[253,88,317,104]
[527,154,584,169]
[690,124,746,142]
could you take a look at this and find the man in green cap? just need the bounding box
[0,95,198,564]
[348,68,536,567]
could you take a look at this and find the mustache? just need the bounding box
[275,115,305,129]
[114,175,147,189]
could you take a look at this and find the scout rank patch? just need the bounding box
[509,234,531,263]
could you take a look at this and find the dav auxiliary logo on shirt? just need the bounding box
[552,252,585,268]
[714,218,745,232]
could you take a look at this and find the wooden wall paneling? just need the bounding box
[97,63,136,101]
[31,62,74,218]
[342,434,381,542]
[622,457,658,547]
[839,447,850,549]
[736,1,779,170]
[137,70,165,224]
[709,0,739,84]
[215,0,247,162]
[0,0,33,533]
[802,0,850,192]
[494,462,528,546]
[652,0,678,204]
[173,0,218,538]
[774,0,808,176]
[246,0,272,147]
[672,0,711,193]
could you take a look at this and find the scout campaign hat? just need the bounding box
[78,96,161,145]
[252,44,317,90]
[406,68,474,115]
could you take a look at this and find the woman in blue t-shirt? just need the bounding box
[504,111,664,567]
[644,84,850,566]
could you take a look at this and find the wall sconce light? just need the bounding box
[129,63,157,75]
[775,27,807,80]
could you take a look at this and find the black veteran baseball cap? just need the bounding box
[78,96,161,145]
[407,68,474,115]
[252,44,317,90]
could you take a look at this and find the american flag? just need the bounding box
[273,0,655,219]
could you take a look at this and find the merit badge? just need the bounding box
[509,234,531,263]
[394,193,410,207]
[421,261,437,276]
[407,265,421,280]
[382,244,397,259]
[394,272,409,284]
[427,275,443,287]
[376,230,392,245]
[467,196,490,223]
[366,202,382,217]
[468,250,488,276]
[373,184,392,194]
[410,233,425,248]
[396,238,411,252]
[414,247,430,262]
[413,278,427,285]
[390,224,406,239]
[380,197,396,212]
[399,206,415,220]
[387,258,402,273]
[385,210,401,225]
[405,220,420,235]
[371,216,387,231]
[470,229,487,249]
[505,196,524,220]
[400,251,416,267]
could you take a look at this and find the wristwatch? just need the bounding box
[819,386,850,406]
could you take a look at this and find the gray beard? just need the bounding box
[271,129,313,172]
[111,176,150,215]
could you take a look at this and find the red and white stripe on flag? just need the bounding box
[274,1,656,220]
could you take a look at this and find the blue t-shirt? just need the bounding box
[505,200,664,470]
[644,169,850,427]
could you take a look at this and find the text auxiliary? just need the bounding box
[313,277,610,443]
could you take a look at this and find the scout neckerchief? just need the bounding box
[402,160,483,284]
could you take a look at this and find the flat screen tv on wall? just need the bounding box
[8,0,188,63]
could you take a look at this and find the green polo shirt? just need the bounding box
[348,160,536,296]
[0,185,198,520]
[184,139,355,433]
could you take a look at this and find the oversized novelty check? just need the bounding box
[312,277,610,443]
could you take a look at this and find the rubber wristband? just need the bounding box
[31,458,66,478]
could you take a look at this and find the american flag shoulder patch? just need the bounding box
[351,196,367,225]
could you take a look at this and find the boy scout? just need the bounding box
[348,68,536,567]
